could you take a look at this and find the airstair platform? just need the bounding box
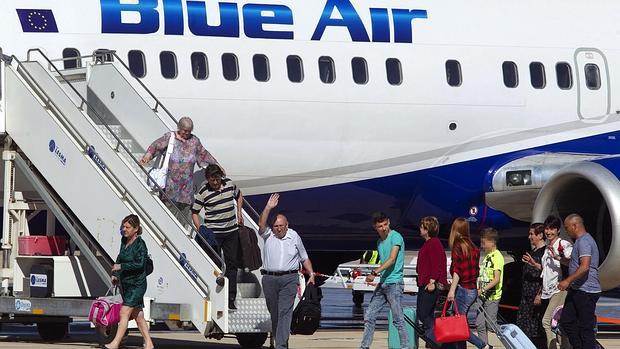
[0,49,271,347]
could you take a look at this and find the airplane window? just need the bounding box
[584,64,601,90]
[191,52,208,80]
[253,54,270,82]
[62,48,81,70]
[555,63,572,90]
[502,61,518,88]
[222,53,239,81]
[445,60,462,87]
[351,57,368,85]
[386,58,402,86]
[529,62,546,89]
[128,50,146,78]
[287,55,304,83]
[160,51,178,79]
[319,56,335,84]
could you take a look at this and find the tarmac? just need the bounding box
[0,328,618,348]
[0,287,617,348]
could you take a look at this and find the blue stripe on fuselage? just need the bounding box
[246,130,620,253]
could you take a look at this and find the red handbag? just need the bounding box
[433,299,470,343]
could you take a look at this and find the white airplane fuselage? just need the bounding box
[2,1,620,285]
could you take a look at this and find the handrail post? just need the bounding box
[11,49,247,306]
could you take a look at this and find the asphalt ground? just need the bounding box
[0,287,616,348]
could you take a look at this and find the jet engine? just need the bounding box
[532,159,620,290]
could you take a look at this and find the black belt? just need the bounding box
[260,269,298,276]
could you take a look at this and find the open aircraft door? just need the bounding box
[575,48,610,119]
[0,48,5,132]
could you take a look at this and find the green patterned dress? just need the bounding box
[114,236,148,308]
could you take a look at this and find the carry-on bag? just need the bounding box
[388,307,417,348]
[551,305,605,349]
[434,299,470,343]
[147,132,175,189]
[476,298,536,349]
[88,287,123,327]
[290,283,322,335]
[238,225,262,271]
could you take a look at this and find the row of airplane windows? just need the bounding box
[61,48,602,90]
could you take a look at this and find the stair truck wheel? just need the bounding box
[36,322,68,341]
[95,324,128,345]
[236,332,268,348]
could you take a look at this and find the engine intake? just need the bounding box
[532,161,620,290]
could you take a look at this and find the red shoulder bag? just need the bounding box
[433,298,470,343]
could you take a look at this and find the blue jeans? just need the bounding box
[360,282,409,349]
[454,286,485,349]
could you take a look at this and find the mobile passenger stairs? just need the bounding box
[0,48,271,347]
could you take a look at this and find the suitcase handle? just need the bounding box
[475,296,503,334]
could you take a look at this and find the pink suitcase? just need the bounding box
[18,236,67,256]
[88,294,123,327]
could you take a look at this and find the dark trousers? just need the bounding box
[417,287,439,332]
[560,289,600,349]
[215,229,239,303]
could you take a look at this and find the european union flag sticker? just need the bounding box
[17,9,58,33]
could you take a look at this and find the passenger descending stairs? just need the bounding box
[2,50,270,345]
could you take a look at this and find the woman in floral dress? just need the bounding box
[140,117,222,223]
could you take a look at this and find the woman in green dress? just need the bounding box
[105,214,154,349]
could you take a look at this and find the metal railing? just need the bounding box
[12,50,221,297]
[86,50,263,223]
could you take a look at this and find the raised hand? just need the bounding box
[522,252,535,266]
[558,242,565,257]
[266,193,280,210]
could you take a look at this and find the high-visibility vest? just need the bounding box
[362,250,380,264]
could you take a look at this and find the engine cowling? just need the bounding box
[532,160,620,290]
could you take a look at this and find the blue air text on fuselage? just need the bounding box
[100,0,428,43]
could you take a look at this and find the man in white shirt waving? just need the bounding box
[258,193,315,349]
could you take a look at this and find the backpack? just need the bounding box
[290,283,322,335]
[238,226,262,271]
[145,254,154,275]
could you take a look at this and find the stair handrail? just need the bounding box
[90,50,264,226]
[27,48,260,266]
[24,49,225,268]
[13,50,222,296]
[90,50,177,125]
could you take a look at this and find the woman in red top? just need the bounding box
[446,218,488,349]
[416,216,447,336]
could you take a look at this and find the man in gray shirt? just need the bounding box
[558,213,601,349]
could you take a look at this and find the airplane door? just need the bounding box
[575,49,610,119]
